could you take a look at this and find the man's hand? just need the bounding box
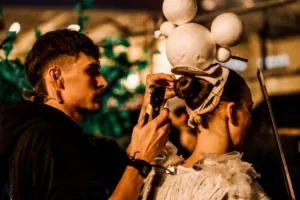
[130,109,171,162]
[138,73,176,124]
[112,73,175,200]
[111,109,171,200]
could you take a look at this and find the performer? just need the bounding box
[141,65,269,200]
[141,0,269,199]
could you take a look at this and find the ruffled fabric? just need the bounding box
[141,143,269,200]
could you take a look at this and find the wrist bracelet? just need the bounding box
[128,152,152,178]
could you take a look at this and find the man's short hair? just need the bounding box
[24,29,100,102]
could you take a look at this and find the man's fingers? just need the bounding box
[139,72,175,129]
[159,122,171,136]
[151,108,170,127]
[161,117,171,127]
[140,108,169,128]
[137,112,145,127]
[162,135,169,147]
[165,90,176,99]
[146,73,176,86]
[166,80,175,89]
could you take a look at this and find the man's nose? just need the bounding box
[97,75,108,89]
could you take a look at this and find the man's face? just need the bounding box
[60,52,108,114]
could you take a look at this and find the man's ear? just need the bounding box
[226,102,238,126]
[48,67,64,90]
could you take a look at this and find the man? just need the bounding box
[0,29,175,199]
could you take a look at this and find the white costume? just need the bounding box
[143,0,270,199]
[141,143,269,200]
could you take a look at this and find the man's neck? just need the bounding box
[45,100,82,125]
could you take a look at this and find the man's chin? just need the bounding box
[79,105,101,115]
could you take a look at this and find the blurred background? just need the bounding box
[0,0,299,199]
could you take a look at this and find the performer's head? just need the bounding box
[24,29,107,113]
[174,67,253,149]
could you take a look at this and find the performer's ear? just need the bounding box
[226,102,238,126]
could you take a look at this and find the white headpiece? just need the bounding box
[184,64,229,128]
[155,0,244,128]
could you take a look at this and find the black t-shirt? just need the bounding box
[0,101,128,199]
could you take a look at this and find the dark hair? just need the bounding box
[174,68,248,126]
[174,106,187,117]
[23,29,100,103]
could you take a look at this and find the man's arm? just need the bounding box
[109,109,171,200]
[109,166,144,200]
[110,74,175,200]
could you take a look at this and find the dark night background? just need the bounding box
[0,0,163,10]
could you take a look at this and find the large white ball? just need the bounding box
[216,47,231,62]
[166,23,216,73]
[160,21,176,37]
[163,0,198,25]
[211,12,244,47]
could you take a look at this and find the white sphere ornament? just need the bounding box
[163,0,198,25]
[211,12,244,47]
[160,21,176,37]
[166,23,216,74]
[216,47,231,62]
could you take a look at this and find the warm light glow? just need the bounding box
[67,24,80,31]
[201,0,217,11]
[152,39,181,79]
[9,22,21,33]
[152,39,171,74]
[257,54,290,69]
[213,58,247,71]
[122,74,140,91]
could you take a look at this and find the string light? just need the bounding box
[9,22,21,33]
[121,73,140,91]
[67,24,80,31]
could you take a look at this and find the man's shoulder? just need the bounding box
[17,119,84,148]
[25,119,80,135]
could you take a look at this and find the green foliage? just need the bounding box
[0,58,31,103]
[0,28,32,104]
[136,60,149,70]
[35,28,41,39]
[74,0,94,33]
[75,0,93,12]
[0,7,3,20]
[3,31,17,58]
[153,49,161,54]
[77,16,89,33]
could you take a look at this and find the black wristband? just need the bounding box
[128,158,152,178]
